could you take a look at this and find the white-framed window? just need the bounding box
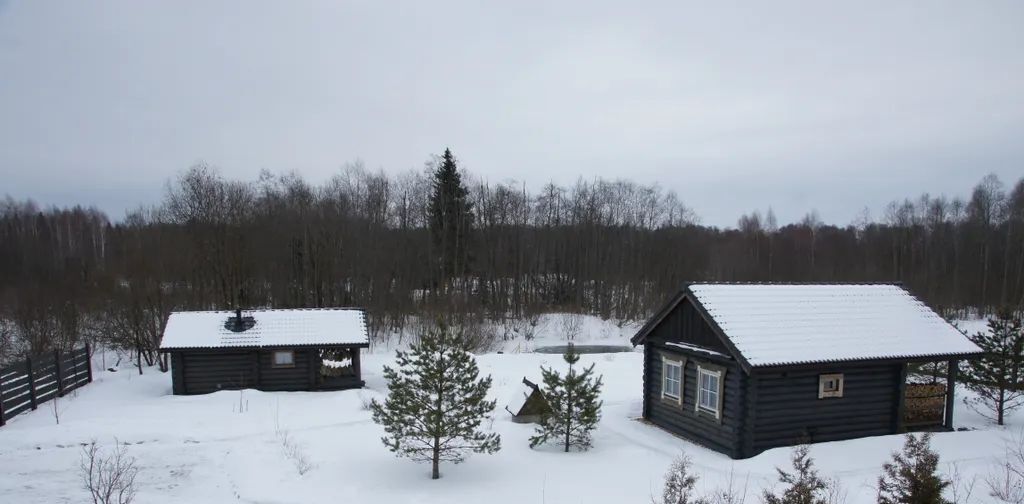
[661,356,684,402]
[818,373,844,398]
[696,365,723,419]
[272,350,295,368]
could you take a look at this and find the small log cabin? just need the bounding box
[631,283,983,459]
[160,308,369,395]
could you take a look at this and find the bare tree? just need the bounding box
[80,440,139,504]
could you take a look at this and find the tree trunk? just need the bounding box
[1005,226,1013,306]
[564,365,572,453]
[999,387,1005,426]
[136,336,143,376]
[431,435,440,479]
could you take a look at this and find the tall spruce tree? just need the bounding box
[877,433,950,504]
[370,321,500,479]
[962,310,1024,425]
[427,148,474,284]
[529,343,603,452]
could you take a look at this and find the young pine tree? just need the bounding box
[370,321,500,479]
[877,433,950,504]
[961,310,1024,425]
[763,445,829,504]
[427,148,474,283]
[529,343,604,452]
[655,453,705,504]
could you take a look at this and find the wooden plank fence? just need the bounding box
[0,344,92,426]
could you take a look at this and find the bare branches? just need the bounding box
[987,430,1024,504]
[2,167,1023,356]
[80,440,139,504]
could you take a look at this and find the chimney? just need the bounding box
[235,308,242,328]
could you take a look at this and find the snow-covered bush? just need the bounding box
[654,453,703,504]
[988,431,1024,504]
[705,468,748,504]
[276,429,314,475]
[561,313,583,341]
[80,439,139,504]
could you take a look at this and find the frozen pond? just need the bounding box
[533,344,633,354]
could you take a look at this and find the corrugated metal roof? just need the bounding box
[687,283,982,367]
[159,308,369,349]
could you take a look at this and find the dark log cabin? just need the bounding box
[631,283,983,459]
[160,308,369,395]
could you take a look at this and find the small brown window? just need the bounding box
[272,350,295,368]
[818,373,844,398]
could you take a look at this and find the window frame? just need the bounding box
[695,363,725,421]
[818,373,844,399]
[272,350,296,368]
[660,354,686,404]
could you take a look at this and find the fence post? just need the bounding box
[85,343,93,383]
[26,356,37,410]
[0,381,5,426]
[54,349,65,397]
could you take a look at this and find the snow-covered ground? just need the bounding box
[372,313,643,354]
[0,316,1012,503]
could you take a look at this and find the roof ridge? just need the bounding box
[683,281,903,291]
[169,307,367,315]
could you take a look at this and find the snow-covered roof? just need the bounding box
[160,308,369,349]
[686,283,983,367]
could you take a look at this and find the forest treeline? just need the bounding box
[0,151,1019,364]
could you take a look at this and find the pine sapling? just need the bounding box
[655,453,705,504]
[763,445,829,504]
[962,311,1024,425]
[529,343,604,452]
[370,321,500,479]
[878,433,950,504]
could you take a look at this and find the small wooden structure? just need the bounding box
[160,308,369,395]
[632,283,983,459]
[505,377,551,423]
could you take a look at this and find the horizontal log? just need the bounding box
[35,388,57,403]
[35,381,58,396]
[756,412,894,430]
[1,374,30,390]
[3,400,33,420]
[754,427,894,450]
[755,404,896,419]
[0,366,28,380]
[755,400,896,418]
[1,385,31,403]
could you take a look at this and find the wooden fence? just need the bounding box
[0,345,92,426]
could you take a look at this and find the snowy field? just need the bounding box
[0,316,1013,503]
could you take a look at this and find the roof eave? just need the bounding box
[632,285,754,374]
[159,341,371,352]
[750,350,986,371]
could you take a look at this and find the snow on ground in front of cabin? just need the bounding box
[0,345,1015,504]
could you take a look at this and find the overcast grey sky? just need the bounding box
[1,1,1021,227]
